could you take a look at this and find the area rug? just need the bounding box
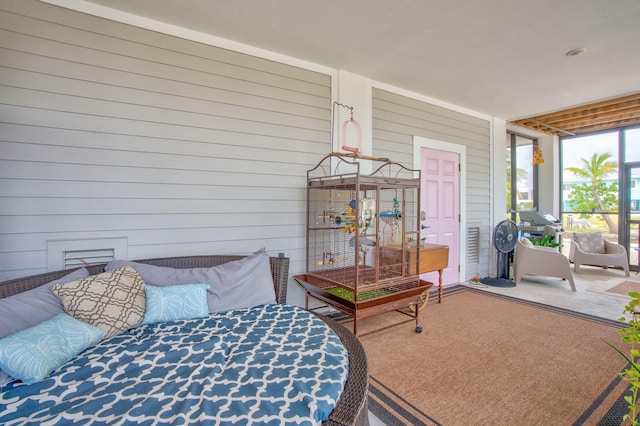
[345,286,632,425]
[607,280,640,296]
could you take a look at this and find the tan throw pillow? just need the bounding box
[574,232,605,254]
[51,266,146,339]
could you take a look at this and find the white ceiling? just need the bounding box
[83,0,640,120]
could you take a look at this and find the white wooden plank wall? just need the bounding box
[372,88,492,279]
[0,0,331,282]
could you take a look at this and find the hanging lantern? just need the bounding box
[532,145,544,165]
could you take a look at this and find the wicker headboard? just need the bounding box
[0,255,290,303]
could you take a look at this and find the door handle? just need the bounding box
[421,225,430,230]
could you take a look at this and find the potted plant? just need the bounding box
[604,292,640,425]
[529,234,560,249]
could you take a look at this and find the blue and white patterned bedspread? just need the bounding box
[0,304,348,425]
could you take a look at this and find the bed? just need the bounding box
[0,252,369,425]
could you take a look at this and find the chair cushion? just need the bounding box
[574,232,605,254]
[520,238,534,248]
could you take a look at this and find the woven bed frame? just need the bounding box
[0,255,369,426]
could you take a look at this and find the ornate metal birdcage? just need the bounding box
[295,153,432,336]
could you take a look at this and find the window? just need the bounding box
[506,132,538,221]
[624,127,640,162]
[560,131,619,232]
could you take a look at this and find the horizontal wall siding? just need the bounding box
[0,0,331,290]
[372,88,492,279]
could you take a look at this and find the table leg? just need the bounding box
[438,269,443,303]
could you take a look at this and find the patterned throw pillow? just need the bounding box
[51,266,146,339]
[143,283,210,324]
[0,313,105,384]
[574,232,605,254]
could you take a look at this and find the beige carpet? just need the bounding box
[607,280,640,296]
[348,286,630,426]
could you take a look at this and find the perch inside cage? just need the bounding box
[332,101,362,154]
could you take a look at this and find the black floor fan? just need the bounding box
[481,219,518,287]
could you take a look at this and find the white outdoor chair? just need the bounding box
[569,232,630,276]
[514,237,576,292]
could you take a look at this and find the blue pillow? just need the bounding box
[0,313,105,384]
[0,267,89,386]
[143,283,211,324]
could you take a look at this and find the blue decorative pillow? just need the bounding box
[0,313,106,384]
[143,283,211,324]
[0,267,89,386]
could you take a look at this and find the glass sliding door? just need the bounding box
[559,125,640,270]
[621,126,640,271]
[622,162,640,271]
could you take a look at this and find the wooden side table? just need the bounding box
[418,244,449,303]
[381,243,449,303]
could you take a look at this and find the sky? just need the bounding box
[562,128,640,182]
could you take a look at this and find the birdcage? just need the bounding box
[295,153,432,336]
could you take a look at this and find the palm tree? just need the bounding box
[506,153,529,212]
[565,152,618,234]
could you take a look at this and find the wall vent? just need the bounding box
[47,238,127,271]
[467,227,480,264]
[63,248,116,269]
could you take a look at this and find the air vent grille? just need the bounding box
[467,226,480,264]
[64,249,115,269]
[47,237,127,271]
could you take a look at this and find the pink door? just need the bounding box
[420,147,460,286]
